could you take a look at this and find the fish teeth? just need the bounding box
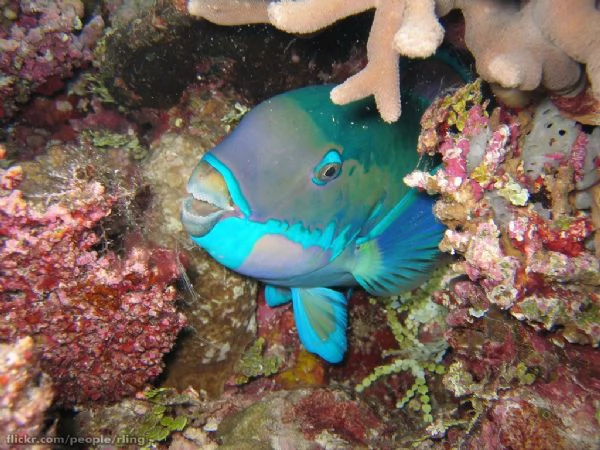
[190,189,233,212]
[186,159,235,212]
[181,196,225,237]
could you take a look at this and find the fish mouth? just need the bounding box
[181,158,235,237]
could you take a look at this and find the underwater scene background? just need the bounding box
[0,0,599,448]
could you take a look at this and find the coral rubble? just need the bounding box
[439,302,600,449]
[188,0,600,124]
[406,80,599,347]
[0,336,54,442]
[76,385,384,449]
[0,145,186,406]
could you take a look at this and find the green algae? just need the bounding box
[82,129,147,160]
[440,79,486,132]
[122,388,191,449]
[356,267,450,423]
[221,102,250,132]
[235,337,282,384]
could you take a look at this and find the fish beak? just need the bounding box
[181,159,234,237]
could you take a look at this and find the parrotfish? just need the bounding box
[182,61,462,363]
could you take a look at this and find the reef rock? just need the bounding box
[141,87,257,397]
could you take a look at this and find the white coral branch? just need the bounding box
[394,0,444,58]
[187,0,270,25]
[188,0,600,124]
[331,0,405,123]
[267,0,376,33]
[189,0,447,122]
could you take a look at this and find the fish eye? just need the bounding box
[318,162,341,180]
[312,149,343,186]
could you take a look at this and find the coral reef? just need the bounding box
[75,385,384,449]
[0,145,186,406]
[0,0,104,121]
[0,0,597,446]
[405,80,599,346]
[438,301,600,449]
[72,388,205,449]
[356,268,449,424]
[188,0,600,124]
[0,336,54,442]
[72,285,600,449]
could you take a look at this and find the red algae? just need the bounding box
[0,151,185,406]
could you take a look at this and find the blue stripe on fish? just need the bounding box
[193,214,355,276]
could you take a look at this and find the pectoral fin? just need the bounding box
[291,287,348,363]
[264,284,292,306]
[352,189,445,295]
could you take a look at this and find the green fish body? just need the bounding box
[182,60,461,362]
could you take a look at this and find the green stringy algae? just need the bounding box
[356,267,450,423]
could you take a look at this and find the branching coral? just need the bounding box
[187,0,600,124]
[187,0,443,122]
[187,0,270,24]
[437,1,583,94]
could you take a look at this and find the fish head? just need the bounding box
[181,85,419,281]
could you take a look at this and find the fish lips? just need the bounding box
[181,159,235,237]
[181,196,229,237]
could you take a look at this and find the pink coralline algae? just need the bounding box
[405,80,600,347]
[0,156,186,406]
[0,0,104,120]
